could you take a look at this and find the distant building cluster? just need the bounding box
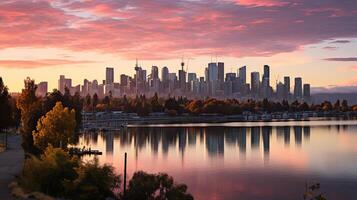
[38,61,311,101]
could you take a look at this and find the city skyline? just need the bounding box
[48,62,311,102]
[0,0,356,92]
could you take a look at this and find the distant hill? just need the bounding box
[312,93,357,105]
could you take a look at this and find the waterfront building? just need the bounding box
[238,66,246,85]
[208,62,218,82]
[294,77,303,99]
[218,62,225,83]
[303,84,311,102]
[106,67,114,85]
[36,81,48,97]
[58,75,72,94]
[284,76,290,99]
[251,72,260,97]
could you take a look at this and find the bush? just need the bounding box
[21,146,120,200]
[64,158,120,200]
[126,171,194,200]
[21,146,79,196]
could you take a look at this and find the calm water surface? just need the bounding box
[77,120,357,200]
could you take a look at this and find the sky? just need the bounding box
[0,0,356,93]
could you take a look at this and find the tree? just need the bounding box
[322,101,332,111]
[151,92,163,112]
[92,93,99,111]
[341,100,349,111]
[126,171,194,200]
[0,77,12,132]
[64,158,120,200]
[333,100,340,111]
[17,77,42,154]
[21,146,79,196]
[85,94,91,111]
[186,100,203,115]
[33,102,76,151]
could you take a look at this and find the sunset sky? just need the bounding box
[0,0,356,92]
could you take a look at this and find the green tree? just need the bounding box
[21,146,79,196]
[126,171,194,200]
[64,158,120,200]
[33,102,76,151]
[0,77,12,131]
[17,77,42,154]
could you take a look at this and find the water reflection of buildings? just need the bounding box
[251,127,260,149]
[84,125,314,161]
[294,126,302,146]
[262,127,271,154]
[205,128,224,156]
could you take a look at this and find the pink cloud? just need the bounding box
[0,59,98,69]
[0,0,356,63]
[228,0,288,7]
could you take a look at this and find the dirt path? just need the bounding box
[0,135,23,200]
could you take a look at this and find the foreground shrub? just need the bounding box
[20,147,193,200]
[64,158,120,200]
[126,171,194,200]
[21,146,79,196]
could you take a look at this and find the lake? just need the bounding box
[77,120,357,200]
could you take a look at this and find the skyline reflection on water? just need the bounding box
[77,120,357,200]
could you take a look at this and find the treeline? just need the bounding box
[16,78,83,154]
[84,92,353,116]
[1,77,193,200]
[0,77,20,132]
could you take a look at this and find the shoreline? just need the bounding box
[82,111,357,130]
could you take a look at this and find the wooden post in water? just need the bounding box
[123,152,127,199]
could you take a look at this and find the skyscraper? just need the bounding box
[205,67,209,82]
[208,62,218,82]
[294,77,303,99]
[262,65,270,98]
[225,73,236,82]
[217,62,224,83]
[178,69,186,91]
[276,82,285,100]
[251,72,260,96]
[106,67,114,85]
[263,65,270,80]
[36,81,48,97]
[283,76,290,99]
[151,66,159,79]
[58,75,72,94]
[238,66,246,84]
[188,73,197,83]
[303,84,310,101]
[161,66,169,82]
[120,74,129,86]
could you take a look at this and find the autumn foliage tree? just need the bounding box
[17,78,42,155]
[33,102,76,151]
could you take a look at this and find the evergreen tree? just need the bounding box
[0,77,12,132]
